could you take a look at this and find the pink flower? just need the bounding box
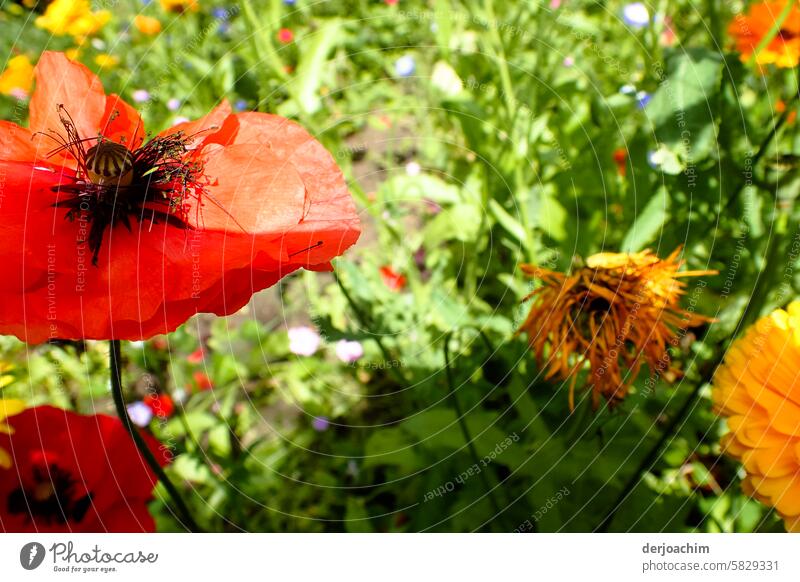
[336,340,364,363]
[288,326,321,356]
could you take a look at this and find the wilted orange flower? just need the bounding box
[712,302,800,532]
[133,14,162,35]
[729,1,800,68]
[517,249,714,409]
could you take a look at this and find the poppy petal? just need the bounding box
[100,94,145,148]
[29,52,106,142]
[189,142,306,233]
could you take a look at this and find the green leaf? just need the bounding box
[363,429,419,472]
[645,48,724,163]
[344,498,375,532]
[488,198,527,246]
[530,185,567,242]
[380,174,461,205]
[423,204,482,247]
[289,20,342,114]
[622,186,670,252]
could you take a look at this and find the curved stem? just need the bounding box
[109,340,201,532]
[443,332,516,530]
[723,91,798,214]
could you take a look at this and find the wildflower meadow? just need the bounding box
[0,0,799,543]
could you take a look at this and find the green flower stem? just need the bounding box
[443,332,516,531]
[333,270,405,385]
[724,91,798,214]
[109,340,202,532]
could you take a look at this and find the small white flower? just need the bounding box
[394,55,416,78]
[405,161,421,176]
[127,401,153,427]
[336,340,364,364]
[431,61,463,96]
[288,326,322,356]
[132,89,150,103]
[623,3,650,28]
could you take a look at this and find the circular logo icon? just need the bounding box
[20,542,46,570]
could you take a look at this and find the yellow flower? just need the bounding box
[518,249,715,409]
[0,399,25,469]
[712,301,800,532]
[0,362,13,390]
[160,0,198,13]
[0,55,34,98]
[94,53,119,69]
[35,0,110,40]
[133,14,162,35]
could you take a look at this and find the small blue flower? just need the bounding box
[234,99,248,112]
[623,3,650,28]
[284,0,297,4]
[636,90,651,109]
[167,98,181,111]
[212,7,229,20]
[394,55,416,78]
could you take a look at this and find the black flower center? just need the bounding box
[41,105,204,265]
[7,463,93,526]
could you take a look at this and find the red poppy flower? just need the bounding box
[277,28,294,44]
[379,265,407,291]
[0,406,168,532]
[187,348,205,364]
[143,393,174,418]
[192,371,213,391]
[0,52,360,343]
[612,148,627,177]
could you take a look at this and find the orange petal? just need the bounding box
[0,121,38,162]
[161,100,232,148]
[100,94,145,148]
[190,142,306,234]
[29,51,106,141]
